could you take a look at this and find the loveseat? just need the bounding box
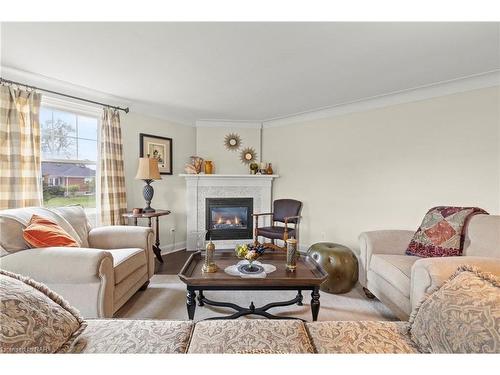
[358,214,500,320]
[0,206,154,318]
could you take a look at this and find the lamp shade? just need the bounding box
[135,158,161,180]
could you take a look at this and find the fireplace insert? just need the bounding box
[206,198,253,240]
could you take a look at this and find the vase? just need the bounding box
[204,160,214,174]
[266,163,274,175]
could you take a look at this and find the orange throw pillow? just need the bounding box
[23,214,79,248]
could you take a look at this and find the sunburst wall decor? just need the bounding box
[224,133,242,151]
[240,147,257,164]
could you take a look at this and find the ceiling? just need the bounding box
[1,22,499,123]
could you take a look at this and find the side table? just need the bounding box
[122,209,171,263]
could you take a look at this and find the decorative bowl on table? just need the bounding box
[235,243,266,274]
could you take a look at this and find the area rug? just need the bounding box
[116,274,398,322]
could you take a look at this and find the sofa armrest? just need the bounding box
[88,226,155,278]
[358,230,414,286]
[410,256,500,312]
[0,247,114,318]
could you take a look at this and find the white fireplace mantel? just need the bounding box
[181,174,279,250]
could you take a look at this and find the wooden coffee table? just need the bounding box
[178,251,327,321]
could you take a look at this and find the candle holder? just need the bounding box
[202,232,218,273]
[286,237,298,271]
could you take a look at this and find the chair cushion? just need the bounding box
[369,254,420,297]
[110,248,146,284]
[67,319,193,353]
[256,226,296,240]
[23,214,79,248]
[0,269,86,354]
[306,321,419,353]
[188,320,314,354]
[409,265,500,353]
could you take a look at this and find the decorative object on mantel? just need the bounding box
[257,162,268,175]
[235,243,266,273]
[249,162,259,174]
[266,163,274,175]
[202,233,218,273]
[184,156,204,174]
[135,157,162,212]
[204,160,214,174]
[239,147,257,164]
[139,133,172,175]
[224,133,242,151]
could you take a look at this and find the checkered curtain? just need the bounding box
[0,85,42,209]
[100,108,127,225]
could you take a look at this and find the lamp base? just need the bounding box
[143,180,156,213]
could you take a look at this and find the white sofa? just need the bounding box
[0,206,154,318]
[358,214,500,320]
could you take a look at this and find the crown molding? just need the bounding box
[196,119,263,129]
[0,66,195,127]
[3,66,498,130]
[262,70,500,128]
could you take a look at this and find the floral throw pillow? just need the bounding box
[0,269,86,353]
[409,265,500,353]
[406,206,488,257]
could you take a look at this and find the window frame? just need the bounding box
[40,96,102,225]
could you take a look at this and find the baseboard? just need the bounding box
[160,241,186,255]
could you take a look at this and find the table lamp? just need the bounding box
[135,157,161,212]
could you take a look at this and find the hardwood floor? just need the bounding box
[155,249,192,275]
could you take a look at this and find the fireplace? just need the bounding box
[206,198,253,240]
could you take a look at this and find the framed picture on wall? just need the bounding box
[139,133,173,175]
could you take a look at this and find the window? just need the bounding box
[40,106,99,225]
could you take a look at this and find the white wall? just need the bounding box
[196,125,262,174]
[121,112,196,251]
[262,86,500,252]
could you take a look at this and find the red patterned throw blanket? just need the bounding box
[406,206,488,257]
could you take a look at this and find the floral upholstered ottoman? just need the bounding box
[68,320,193,354]
[187,320,315,354]
[306,321,419,354]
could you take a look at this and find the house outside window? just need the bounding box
[40,104,99,225]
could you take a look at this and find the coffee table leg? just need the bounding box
[311,287,320,321]
[296,290,303,306]
[197,290,205,306]
[187,288,196,320]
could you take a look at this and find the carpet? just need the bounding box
[116,274,398,322]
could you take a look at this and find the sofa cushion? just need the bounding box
[110,248,146,284]
[67,319,193,353]
[0,207,82,255]
[23,214,79,248]
[188,319,314,354]
[51,206,91,247]
[0,269,86,353]
[409,265,500,353]
[369,254,420,298]
[306,321,419,353]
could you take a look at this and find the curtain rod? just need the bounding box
[0,77,129,113]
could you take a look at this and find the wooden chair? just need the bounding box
[253,199,302,251]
